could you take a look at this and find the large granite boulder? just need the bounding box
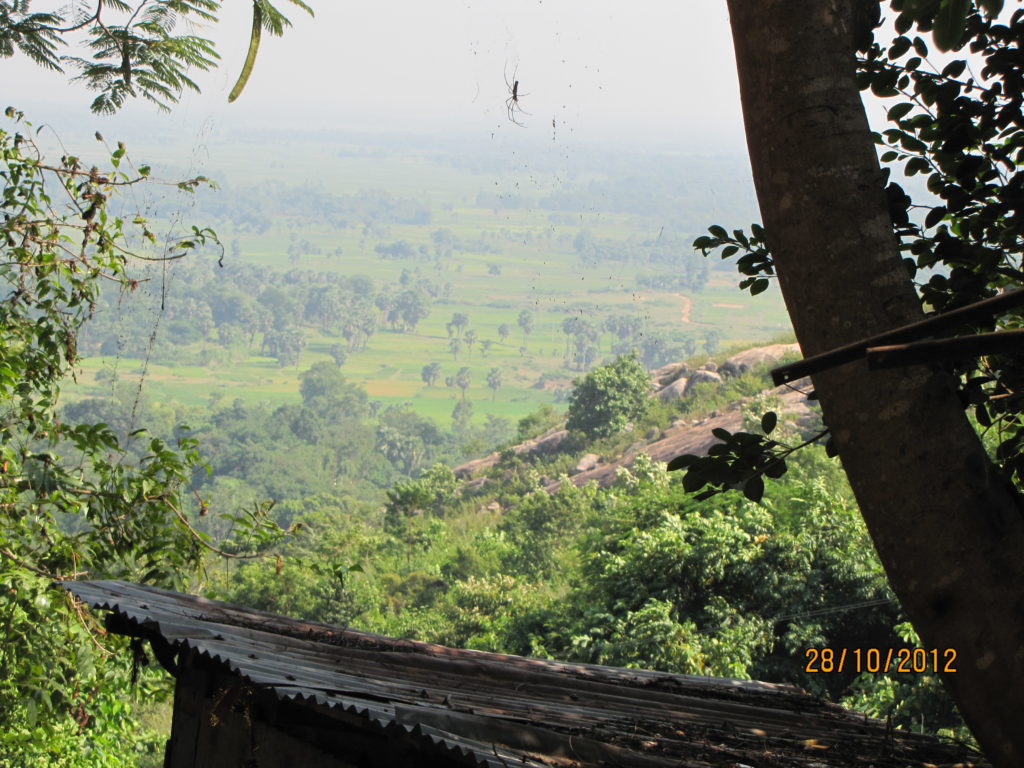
[572,453,601,475]
[657,377,689,402]
[721,343,800,376]
[650,361,688,388]
[684,369,723,395]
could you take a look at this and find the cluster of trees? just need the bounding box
[196,183,432,236]
[79,259,441,366]
[65,358,513,507]
[374,230,501,265]
[419,363,504,400]
[554,313,721,372]
[537,155,759,227]
[572,230,710,292]
[438,311,535,362]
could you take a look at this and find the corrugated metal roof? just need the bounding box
[62,579,985,768]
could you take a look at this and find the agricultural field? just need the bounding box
[66,127,792,425]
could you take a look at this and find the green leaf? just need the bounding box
[924,205,948,228]
[743,475,764,502]
[887,103,914,121]
[666,454,694,472]
[942,59,967,78]
[708,225,728,239]
[760,411,777,435]
[682,467,707,492]
[933,0,971,50]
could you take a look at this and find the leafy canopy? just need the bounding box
[0,0,313,113]
[0,107,291,764]
[566,355,652,439]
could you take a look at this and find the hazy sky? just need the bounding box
[6,1,747,150]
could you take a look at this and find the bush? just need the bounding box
[566,355,651,439]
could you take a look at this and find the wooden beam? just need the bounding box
[867,329,1024,368]
[771,288,1024,384]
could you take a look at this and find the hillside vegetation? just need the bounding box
[204,345,971,744]
[46,148,969,741]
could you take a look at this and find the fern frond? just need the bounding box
[0,4,65,70]
[283,0,313,18]
[255,0,289,36]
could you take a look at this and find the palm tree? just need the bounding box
[517,310,533,347]
[455,367,472,399]
[486,367,502,400]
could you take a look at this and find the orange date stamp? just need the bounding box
[804,647,957,674]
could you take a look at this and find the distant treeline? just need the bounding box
[191,184,431,235]
[80,259,441,367]
[572,229,710,293]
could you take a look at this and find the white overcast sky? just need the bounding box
[5,1,748,150]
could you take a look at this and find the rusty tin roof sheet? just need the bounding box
[62,579,983,768]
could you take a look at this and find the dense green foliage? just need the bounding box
[213,406,971,741]
[77,257,438,366]
[565,355,652,439]
[0,110,217,765]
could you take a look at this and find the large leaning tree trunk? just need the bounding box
[724,0,1024,764]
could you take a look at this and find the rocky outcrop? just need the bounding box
[657,377,689,402]
[453,426,569,479]
[572,453,601,475]
[719,343,800,377]
[650,362,688,388]
[544,377,814,492]
[684,369,723,395]
[453,343,811,492]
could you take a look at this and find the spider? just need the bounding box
[504,63,530,127]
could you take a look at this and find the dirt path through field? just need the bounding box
[675,290,692,321]
[677,294,696,325]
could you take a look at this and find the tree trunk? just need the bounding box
[725,1,1024,763]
